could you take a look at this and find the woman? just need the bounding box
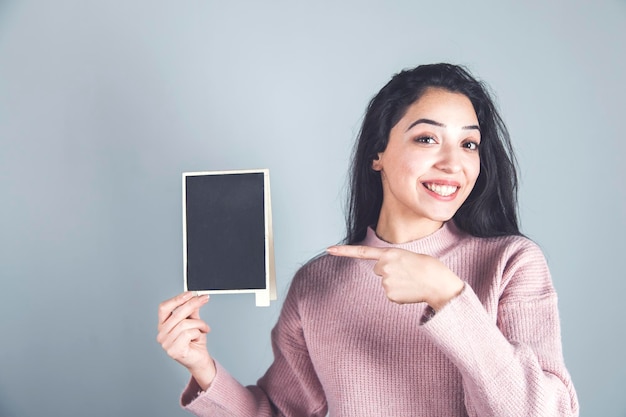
[157,63,579,416]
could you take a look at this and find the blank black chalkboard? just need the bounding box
[183,169,275,306]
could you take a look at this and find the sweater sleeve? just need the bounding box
[181,276,328,417]
[420,242,579,417]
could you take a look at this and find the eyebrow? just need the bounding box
[405,118,480,132]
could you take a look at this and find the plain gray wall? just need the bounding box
[1,1,624,416]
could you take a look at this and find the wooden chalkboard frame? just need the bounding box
[182,169,276,307]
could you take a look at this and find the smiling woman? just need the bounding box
[157,63,580,417]
[347,64,520,245]
[372,88,482,243]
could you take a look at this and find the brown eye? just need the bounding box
[463,141,480,150]
[415,136,436,144]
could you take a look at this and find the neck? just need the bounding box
[375,211,444,244]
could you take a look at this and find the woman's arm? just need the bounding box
[328,239,578,416]
[420,244,579,417]
[162,280,327,417]
[157,292,216,390]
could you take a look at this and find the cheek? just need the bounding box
[381,148,432,186]
[383,151,415,178]
[472,162,481,183]
[467,156,481,184]
[397,152,429,176]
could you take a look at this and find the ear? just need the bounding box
[372,154,383,171]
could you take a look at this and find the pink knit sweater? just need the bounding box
[181,222,579,416]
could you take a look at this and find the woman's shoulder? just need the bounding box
[455,230,556,300]
[293,251,355,281]
[284,249,369,299]
[452,228,551,279]
[459,228,546,262]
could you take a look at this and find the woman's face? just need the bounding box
[373,87,481,239]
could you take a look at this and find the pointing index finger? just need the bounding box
[326,244,386,260]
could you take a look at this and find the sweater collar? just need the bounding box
[361,221,465,259]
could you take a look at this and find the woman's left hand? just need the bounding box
[327,245,464,310]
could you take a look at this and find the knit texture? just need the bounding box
[182,221,579,416]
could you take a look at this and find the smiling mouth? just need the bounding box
[423,183,459,197]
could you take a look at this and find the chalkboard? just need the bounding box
[182,169,276,306]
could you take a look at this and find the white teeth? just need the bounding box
[424,183,458,196]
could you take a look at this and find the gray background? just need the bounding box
[0,1,624,416]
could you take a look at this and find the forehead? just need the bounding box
[401,87,478,126]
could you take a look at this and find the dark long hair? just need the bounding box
[345,63,521,244]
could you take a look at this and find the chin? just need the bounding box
[428,212,457,223]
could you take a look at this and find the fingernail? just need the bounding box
[326,246,338,254]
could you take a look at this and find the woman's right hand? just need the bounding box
[157,291,217,390]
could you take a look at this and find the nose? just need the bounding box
[434,144,462,173]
